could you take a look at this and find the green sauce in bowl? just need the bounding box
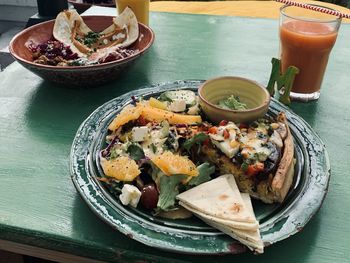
[217,95,248,110]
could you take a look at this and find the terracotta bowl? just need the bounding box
[68,0,115,13]
[9,16,154,87]
[198,76,271,123]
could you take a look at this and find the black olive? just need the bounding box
[256,172,268,181]
[267,126,274,136]
[139,164,153,184]
[250,121,259,128]
[235,152,243,164]
[263,142,281,175]
[140,183,159,210]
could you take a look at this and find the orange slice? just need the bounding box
[151,151,199,177]
[142,106,202,125]
[108,104,144,132]
[100,156,141,182]
[108,101,202,132]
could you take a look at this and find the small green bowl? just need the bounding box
[198,76,271,123]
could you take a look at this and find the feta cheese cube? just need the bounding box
[132,126,149,142]
[119,184,141,208]
[212,140,238,158]
[168,100,186,112]
[112,33,126,41]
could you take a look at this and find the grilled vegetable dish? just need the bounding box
[99,90,295,218]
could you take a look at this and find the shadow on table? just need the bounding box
[23,70,151,144]
[290,100,319,128]
[71,194,189,263]
[71,191,322,263]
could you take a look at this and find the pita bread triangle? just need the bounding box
[179,202,258,230]
[176,174,264,253]
[200,215,264,254]
[177,174,255,223]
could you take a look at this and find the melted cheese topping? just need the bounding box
[209,121,275,162]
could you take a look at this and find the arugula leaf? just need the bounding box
[110,146,120,159]
[82,31,101,47]
[126,143,145,161]
[188,162,215,187]
[157,173,187,211]
[182,133,209,152]
[150,143,157,154]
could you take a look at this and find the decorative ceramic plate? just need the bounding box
[70,80,330,254]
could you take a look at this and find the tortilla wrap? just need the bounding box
[53,9,91,57]
[177,174,256,223]
[53,7,139,58]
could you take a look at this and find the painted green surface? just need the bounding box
[0,9,350,263]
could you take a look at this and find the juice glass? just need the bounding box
[280,5,341,101]
[116,0,150,25]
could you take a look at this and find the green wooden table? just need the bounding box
[1,6,349,263]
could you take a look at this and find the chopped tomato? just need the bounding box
[223,129,230,139]
[219,120,228,126]
[239,123,248,129]
[246,162,264,176]
[137,115,148,126]
[203,138,211,146]
[208,126,218,134]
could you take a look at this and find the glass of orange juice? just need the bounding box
[279,5,341,101]
[116,0,150,25]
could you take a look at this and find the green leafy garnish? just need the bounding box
[182,133,209,152]
[81,31,101,47]
[241,161,249,172]
[157,173,187,211]
[110,146,120,159]
[150,143,157,154]
[188,162,215,187]
[126,144,145,161]
[217,95,247,110]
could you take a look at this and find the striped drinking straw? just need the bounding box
[275,0,350,19]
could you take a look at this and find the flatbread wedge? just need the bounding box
[179,202,259,230]
[177,174,264,253]
[177,174,256,223]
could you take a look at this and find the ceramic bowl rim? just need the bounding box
[198,76,271,113]
[9,15,155,70]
